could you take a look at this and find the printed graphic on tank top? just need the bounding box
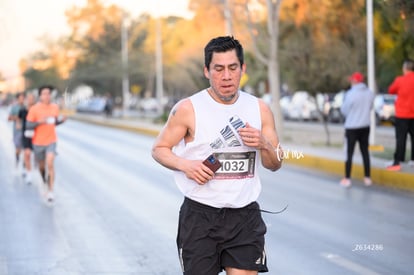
[210,115,256,180]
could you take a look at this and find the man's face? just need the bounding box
[39,88,51,104]
[26,94,36,106]
[204,49,246,104]
[17,94,25,104]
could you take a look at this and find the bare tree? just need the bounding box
[244,0,284,139]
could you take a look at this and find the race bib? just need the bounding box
[24,130,34,138]
[46,116,56,124]
[214,151,256,180]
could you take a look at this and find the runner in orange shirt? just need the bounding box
[26,85,66,202]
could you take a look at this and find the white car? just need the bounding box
[261,93,292,120]
[327,92,396,125]
[139,97,161,112]
[374,94,396,124]
[287,91,322,121]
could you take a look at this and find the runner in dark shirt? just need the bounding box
[18,93,36,184]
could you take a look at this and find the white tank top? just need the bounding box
[173,89,262,208]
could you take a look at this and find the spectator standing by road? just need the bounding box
[152,36,283,275]
[18,93,36,184]
[340,72,375,187]
[26,85,66,202]
[387,59,414,171]
[104,93,114,117]
[7,92,25,170]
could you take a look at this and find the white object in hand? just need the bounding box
[46,117,56,124]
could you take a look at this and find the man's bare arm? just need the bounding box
[238,100,282,171]
[151,99,216,184]
[257,100,282,171]
[151,99,192,171]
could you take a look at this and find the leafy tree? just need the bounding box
[17,0,414,123]
[21,34,76,93]
[64,0,123,96]
[375,0,414,90]
[69,21,124,95]
[23,67,62,92]
[279,0,367,95]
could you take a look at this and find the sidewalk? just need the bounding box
[68,112,414,192]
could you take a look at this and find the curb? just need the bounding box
[70,115,161,137]
[285,155,414,191]
[69,114,414,192]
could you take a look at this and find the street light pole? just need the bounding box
[155,17,163,115]
[367,0,377,146]
[223,0,233,35]
[121,13,130,116]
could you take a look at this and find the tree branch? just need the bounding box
[244,0,268,66]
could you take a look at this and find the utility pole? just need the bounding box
[121,13,130,116]
[223,0,233,35]
[367,0,377,146]
[155,17,164,115]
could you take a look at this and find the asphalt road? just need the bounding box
[1,109,413,275]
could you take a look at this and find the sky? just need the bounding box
[0,0,191,79]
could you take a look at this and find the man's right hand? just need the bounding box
[183,159,215,185]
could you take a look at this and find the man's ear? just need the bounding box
[242,63,246,74]
[204,66,210,79]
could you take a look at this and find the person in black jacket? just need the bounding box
[18,93,36,184]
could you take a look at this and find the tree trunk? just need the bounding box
[244,0,284,139]
[268,51,284,142]
[267,0,284,141]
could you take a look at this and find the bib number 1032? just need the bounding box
[214,151,256,179]
[218,159,249,173]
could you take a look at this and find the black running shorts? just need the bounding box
[177,197,268,275]
[22,136,33,150]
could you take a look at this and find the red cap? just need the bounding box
[349,72,364,83]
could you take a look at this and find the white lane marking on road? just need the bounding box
[0,257,9,275]
[321,253,382,275]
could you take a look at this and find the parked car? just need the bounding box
[327,91,396,125]
[374,94,396,124]
[138,97,161,113]
[286,91,322,121]
[260,93,292,120]
[316,93,333,119]
[327,91,345,123]
[76,97,106,113]
[279,95,292,120]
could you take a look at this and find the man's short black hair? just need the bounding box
[15,92,25,98]
[403,59,414,71]
[38,85,55,96]
[204,36,244,70]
